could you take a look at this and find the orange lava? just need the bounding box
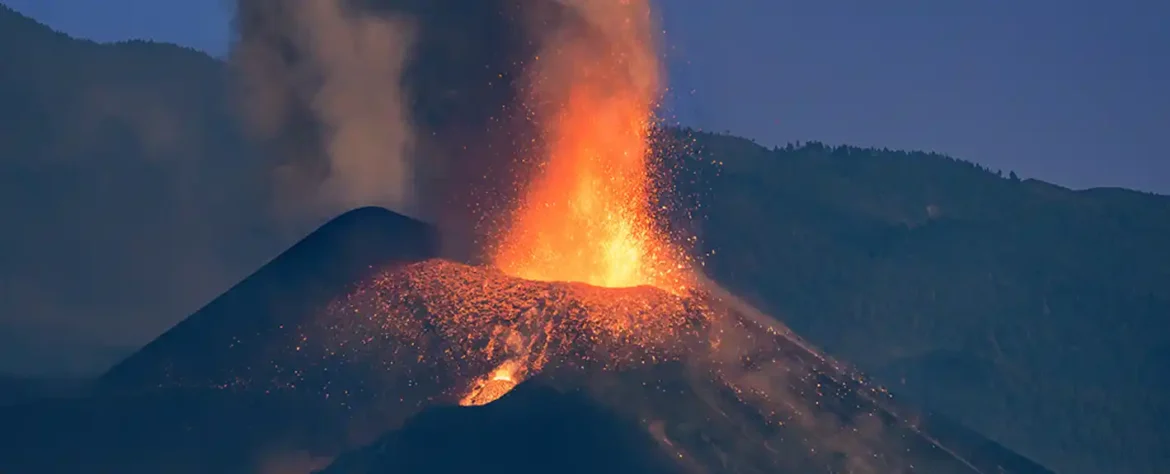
[459,359,523,406]
[492,0,689,292]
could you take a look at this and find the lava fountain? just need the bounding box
[492,0,689,292]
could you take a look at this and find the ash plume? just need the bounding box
[230,0,417,225]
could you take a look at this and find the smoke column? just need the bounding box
[230,0,417,224]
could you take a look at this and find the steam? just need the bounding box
[231,0,417,224]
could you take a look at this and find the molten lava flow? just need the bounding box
[493,0,689,292]
[459,359,523,406]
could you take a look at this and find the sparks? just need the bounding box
[492,0,689,292]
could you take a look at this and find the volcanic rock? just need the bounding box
[317,381,683,474]
[0,207,1054,474]
[99,206,439,392]
[95,249,1053,473]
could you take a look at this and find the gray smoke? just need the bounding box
[231,0,417,226]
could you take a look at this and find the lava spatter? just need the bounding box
[316,260,959,473]
[323,259,715,406]
[492,0,693,293]
[459,359,523,406]
[99,255,1002,472]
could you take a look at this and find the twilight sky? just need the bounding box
[5,0,1168,193]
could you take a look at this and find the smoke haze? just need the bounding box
[231,0,417,225]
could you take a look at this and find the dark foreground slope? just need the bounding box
[318,382,682,474]
[99,206,438,391]
[319,374,1051,474]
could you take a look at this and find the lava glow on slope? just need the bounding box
[324,260,712,407]
[322,261,933,473]
[469,0,687,404]
[491,0,690,292]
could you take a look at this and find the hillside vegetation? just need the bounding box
[2,4,1168,473]
[669,131,1169,474]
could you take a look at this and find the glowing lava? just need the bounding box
[492,0,688,291]
[459,359,523,406]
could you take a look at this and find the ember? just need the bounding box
[327,260,714,405]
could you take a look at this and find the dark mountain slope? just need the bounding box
[318,382,682,474]
[0,4,278,374]
[321,375,1053,474]
[0,208,438,474]
[100,206,439,390]
[668,131,1170,474]
[0,390,344,474]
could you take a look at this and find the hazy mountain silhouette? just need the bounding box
[2,3,1168,473]
[0,3,279,374]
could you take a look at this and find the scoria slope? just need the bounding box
[0,208,1054,474]
[103,250,1051,473]
[98,206,439,392]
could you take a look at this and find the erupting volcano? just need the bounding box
[34,2,1049,473]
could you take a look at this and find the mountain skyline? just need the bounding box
[3,0,1168,194]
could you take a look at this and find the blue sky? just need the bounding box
[6,0,1168,193]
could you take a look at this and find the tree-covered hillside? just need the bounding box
[2,4,1168,473]
[669,131,1169,474]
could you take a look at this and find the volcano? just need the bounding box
[0,208,1052,474]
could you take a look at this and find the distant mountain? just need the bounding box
[2,3,1168,473]
[0,389,346,474]
[664,133,1170,474]
[0,207,439,474]
[0,3,279,374]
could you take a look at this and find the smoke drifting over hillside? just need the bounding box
[230,0,417,223]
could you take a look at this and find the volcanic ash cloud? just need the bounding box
[230,0,417,223]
